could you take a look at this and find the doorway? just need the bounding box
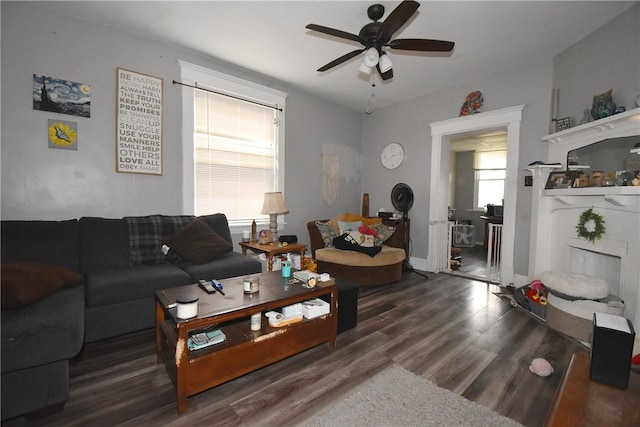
[426,105,525,286]
[449,131,507,282]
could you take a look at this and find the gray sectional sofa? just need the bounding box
[1,213,261,420]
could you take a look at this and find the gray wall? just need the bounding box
[0,2,362,247]
[554,3,640,125]
[361,61,552,274]
[360,3,639,276]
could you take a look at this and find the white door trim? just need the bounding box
[427,105,525,285]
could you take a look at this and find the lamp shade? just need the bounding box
[378,53,393,73]
[363,47,379,68]
[261,192,289,215]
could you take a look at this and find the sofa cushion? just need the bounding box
[315,220,337,247]
[315,245,405,267]
[1,262,83,309]
[124,215,194,265]
[177,251,263,282]
[164,219,232,264]
[1,285,84,373]
[79,217,130,273]
[1,220,79,271]
[85,264,191,307]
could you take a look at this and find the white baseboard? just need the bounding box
[512,273,529,288]
[409,256,428,272]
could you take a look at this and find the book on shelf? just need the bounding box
[187,329,226,351]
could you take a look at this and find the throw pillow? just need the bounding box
[125,215,194,265]
[1,262,83,309]
[315,221,337,247]
[332,233,382,257]
[338,220,363,234]
[348,230,374,247]
[370,223,396,246]
[343,212,382,227]
[164,219,232,264]
[328,213,348,234]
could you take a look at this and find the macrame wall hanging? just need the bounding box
[322,154,340,207]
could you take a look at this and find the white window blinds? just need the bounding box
[194,89,279,220]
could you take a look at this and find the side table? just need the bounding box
[239,241,307,271]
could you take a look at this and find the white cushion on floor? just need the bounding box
[541,270,609,300]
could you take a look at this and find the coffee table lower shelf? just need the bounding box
[155,283,337,414]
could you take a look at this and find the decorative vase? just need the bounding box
[590,89,616,120]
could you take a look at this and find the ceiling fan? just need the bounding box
[306,0,455,80]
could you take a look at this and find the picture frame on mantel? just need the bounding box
[116,68,163,175]
[545,171,578,189]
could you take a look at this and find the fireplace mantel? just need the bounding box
[542,107,640,165]
[528,109,640,331]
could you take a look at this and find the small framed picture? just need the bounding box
[555,117,572,132]
[545,171,578,189]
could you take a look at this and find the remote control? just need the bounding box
[210,279,225,295]
[198,280,216,294]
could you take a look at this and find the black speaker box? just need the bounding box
[279,235,297,243]
[590,312,635,389]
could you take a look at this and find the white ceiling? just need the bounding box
[41,1,634,112]
[451,131,507,152]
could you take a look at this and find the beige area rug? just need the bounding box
[303,364,523,427]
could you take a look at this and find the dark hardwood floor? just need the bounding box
[452,244,494,281]
[4,272,585,427]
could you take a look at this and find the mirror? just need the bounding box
[567,136,640,183]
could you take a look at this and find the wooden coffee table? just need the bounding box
[155,271,338,414]
[545,352,640,426]
[239,241,307,271]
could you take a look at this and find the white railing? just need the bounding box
[428,220,451,272]
[487,223,503,282]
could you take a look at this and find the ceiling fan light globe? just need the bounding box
[363,47,379,67]
[378,54,393,73]
[358,59,372,75]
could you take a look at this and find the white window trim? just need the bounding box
[178,60,287,232]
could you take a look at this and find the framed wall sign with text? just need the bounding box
[116,68,163,175]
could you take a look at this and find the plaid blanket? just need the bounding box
[125,215,194,265]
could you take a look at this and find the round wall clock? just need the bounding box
[381,142,405,169]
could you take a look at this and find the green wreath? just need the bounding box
[576,208,605,243]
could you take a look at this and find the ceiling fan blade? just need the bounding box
[306,24,363,44]
[377,65,393,81]
[317,48,365,72]
[388,38,455,52]
[376,0,420,43]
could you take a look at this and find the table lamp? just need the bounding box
[261,192,289,243]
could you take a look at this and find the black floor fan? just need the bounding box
[391,183,428,278]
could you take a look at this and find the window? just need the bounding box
[194,90,278,219]
[179,61,287,228]
[474,150,506,209]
